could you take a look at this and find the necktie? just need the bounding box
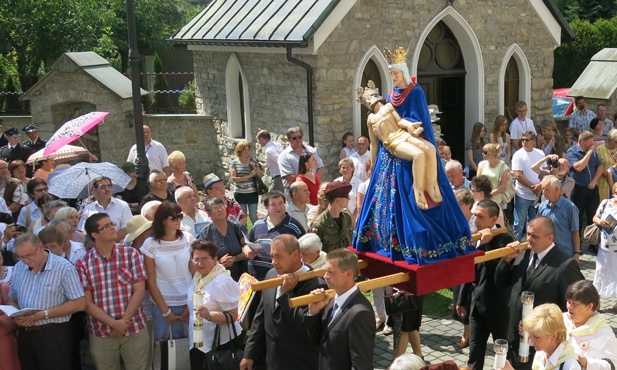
[526,253,538,280]
[328,303,339,326]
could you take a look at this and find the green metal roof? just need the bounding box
[170,0,342,47]
[569,48,617,100]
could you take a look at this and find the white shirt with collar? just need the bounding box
[349,151,371,182]
[264,141,284,177]
[181,209,211,238]
[286,201,315,231]
[330,285,359,323]
[127,139,169,172]
[67,240,86,265]
[78,197,132,232]
[529,243,556,270]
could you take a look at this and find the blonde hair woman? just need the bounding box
[229,141,263,223]
[489,115,511,164]
[476,143,511,208]
[498,303,581,370]
[167,150,199,198]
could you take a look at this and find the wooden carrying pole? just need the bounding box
[288,272,410,308]
[474,241,528,264]
[251,260,368,292]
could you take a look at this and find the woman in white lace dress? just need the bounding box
[592,182,617,310]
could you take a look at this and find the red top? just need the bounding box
[295,173,321,206]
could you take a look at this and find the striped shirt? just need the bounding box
[76,244,147,337]
[248,213,305,242]
[9,252,84,325]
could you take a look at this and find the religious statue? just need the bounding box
[353,46,474,265]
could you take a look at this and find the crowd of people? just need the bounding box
[0,71,617,370]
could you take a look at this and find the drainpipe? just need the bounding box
[286,47,314,146]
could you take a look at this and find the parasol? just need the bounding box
[44,111,109,157]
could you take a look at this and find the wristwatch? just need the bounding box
[44,310,50,320]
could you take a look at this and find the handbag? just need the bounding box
[384,288,417,315]
[253,175,268,195]
[583,200,609,245]
[499,162,516,204]
[153,324,190,370]
[204,312,243,370]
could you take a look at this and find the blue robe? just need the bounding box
[353,83,474,265]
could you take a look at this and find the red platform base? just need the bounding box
[351,247,485,296]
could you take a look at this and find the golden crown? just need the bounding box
[356,80,383,109]
[383,46,408,65]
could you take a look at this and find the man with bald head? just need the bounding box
[349,136,371,181]
[287,181,316,231]
[240,234,326,370]
[495,216,584,369]
[126,125,170,174]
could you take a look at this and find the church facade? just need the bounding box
[172,0,572,175]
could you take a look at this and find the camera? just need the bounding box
[548,159,560,168]
[15,225,28,233]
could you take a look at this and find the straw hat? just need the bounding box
[124,215,152,243]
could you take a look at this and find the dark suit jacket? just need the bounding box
[0,143,29,164]
[494,245,584,366]
[22,137,47,156]
[459,232,514,318]
[304,287,375,370]
[244,267,327,370]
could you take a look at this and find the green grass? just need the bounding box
[422,288,454,317]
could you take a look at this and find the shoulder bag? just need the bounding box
[583,200,609,245]
[153,325,190,370]
[498,161,516,204]
[204,312,244,370]
[384,288,417,315]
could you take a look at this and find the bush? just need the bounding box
[178,80,196,110]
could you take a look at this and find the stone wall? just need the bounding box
[192,1,560,177]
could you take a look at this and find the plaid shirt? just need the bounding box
[76,244,147,337]
[569,109,597,132]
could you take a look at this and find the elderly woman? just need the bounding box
[592,182,617,310]
[564,280,617,369]
[32,198,66,233]
[229,141,263,224]
[334,158,362,220]
[188,240,243,370]
[199,173,246,226]
[200,197,255,281]
[139,170,175,211]
[175,186,210,238]
[167,150,199,198]
[477,143,511,209]
[54,206,83,242]
[142,201,194,341]
[298,233,326,268]
[595,129,617,201]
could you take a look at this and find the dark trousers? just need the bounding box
[468,310,507,370]
[571,185,600,237]
[17,321,74,370]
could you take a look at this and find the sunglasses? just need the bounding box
[167,213,184,221]
[291,135,303,140]
[97,184,113,190]
[521,138,534,142]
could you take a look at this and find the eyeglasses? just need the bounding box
[291,135,303,140]
[192,257,214,264]
[33,187,49,193]
[521,138,534,142]
[167,213,184,221]
[17,247,39,261]
[97,221,117,232]
[97,184,113,190]
[209,205,226,212]
[152,179,166,183]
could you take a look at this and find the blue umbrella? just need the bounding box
[47,162,131,199]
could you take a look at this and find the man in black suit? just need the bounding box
[0,127,30,164]
[457,199,514,370]
[22,124,47,156]
[305,248,375,370]
[0,119,7,148]
[495,216,584,370]
[240,234,326,370]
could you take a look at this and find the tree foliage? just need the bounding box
[0,0,202,91]
[553,17,617,87]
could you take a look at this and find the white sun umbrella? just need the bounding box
[26,144,90,165]
[47,162,131,199]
